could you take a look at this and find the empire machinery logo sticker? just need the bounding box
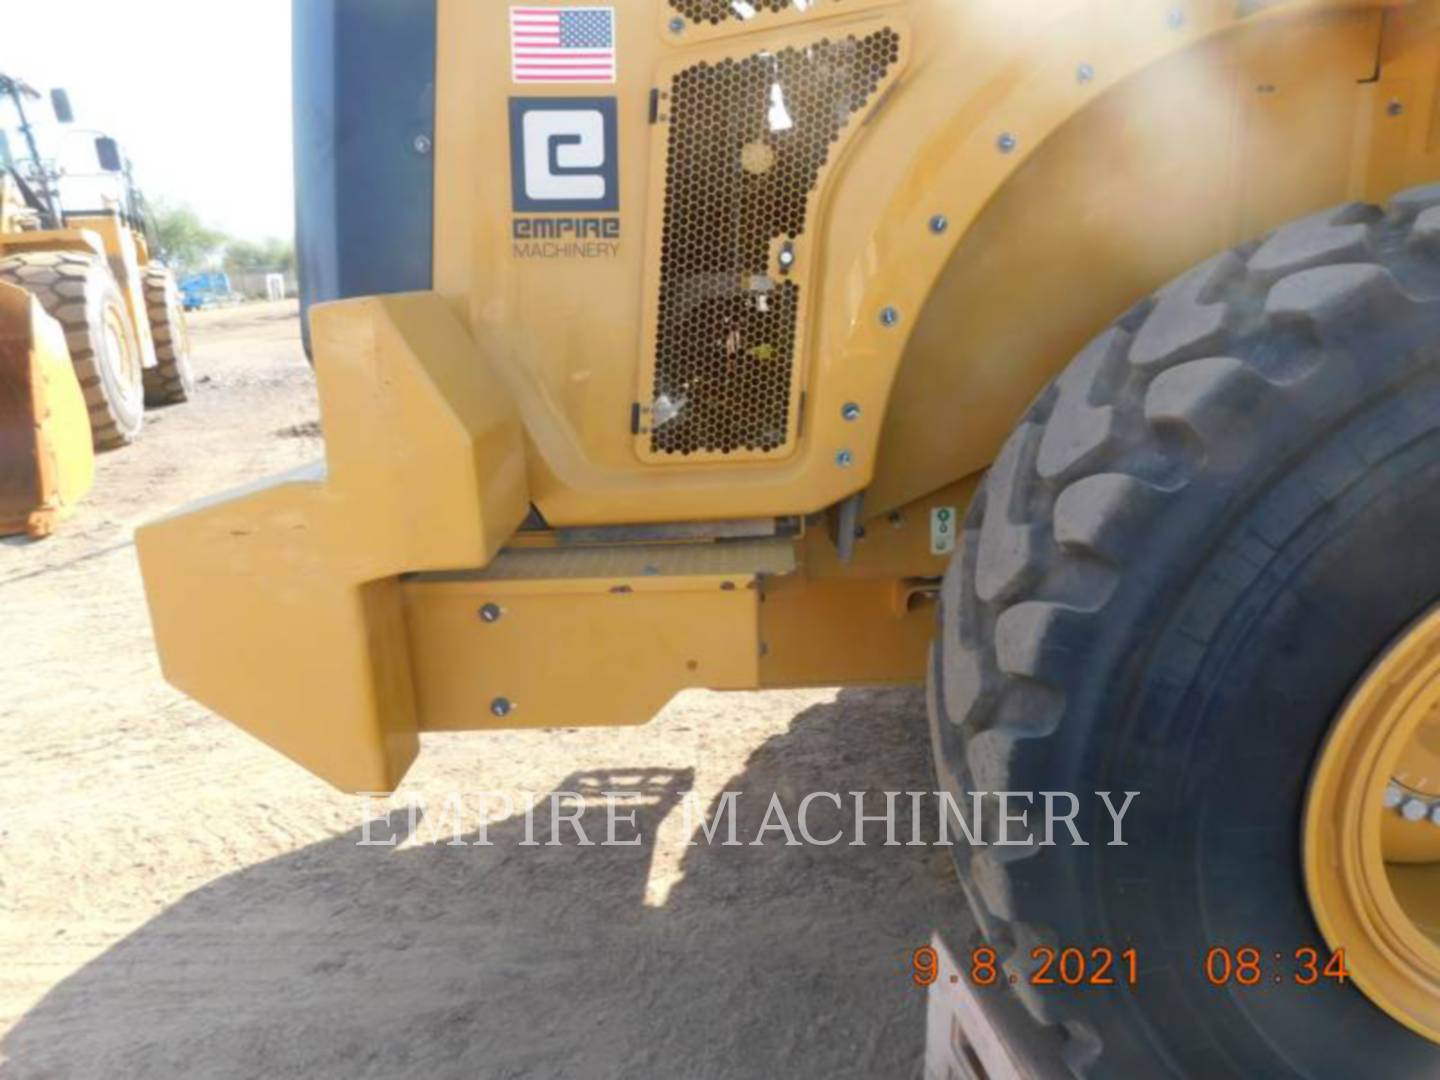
[508,8,621,259]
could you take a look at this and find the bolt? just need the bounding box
[668,15,685,33]
[778,244,795,269]
[842,403,861,421]
[490,697,513,718]
[1384,783,1405,809]
[929,214,949,234]
[413,134,432,155]
[879,306,900,327]
[1077,63,1095,85]
[479,603,502,623]
[1403,797,1429,823]
[1167,7,1185,29]
[997,132,1018,154]
[888,510,905,527]
[836,449,854,468]
[1431,805,1440,827]
[1388,99,1406,118]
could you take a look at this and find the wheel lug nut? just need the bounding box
[1384,783,1405,809]
[1402,797,1429,822]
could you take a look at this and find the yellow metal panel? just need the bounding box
[141,474,423,792]
[404,565,766,732]
[138,293,530,792]
[0,281,93,537]
[433,0,1408,527]
[759,575,936,686]
[755,479,975,684]
[1233,14,1378,236]
[869,9,1384,513]
[312,293,531,573]
[1355,4,1440,198]
[0,227,105,260]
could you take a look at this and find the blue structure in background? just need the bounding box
[179,272,234,312]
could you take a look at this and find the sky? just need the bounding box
[3,0,295,241]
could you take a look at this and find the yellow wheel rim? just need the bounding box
[104,304,139,387]
[1306,604,1440,1043]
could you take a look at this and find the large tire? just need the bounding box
[141,265,194,405]
[0,250,143,449]
[931,187,1440,1076]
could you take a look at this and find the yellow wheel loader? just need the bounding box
[139,2,1440,1073]
[0,73,192,537]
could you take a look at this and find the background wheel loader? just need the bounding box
[0,72,192,538]
[139,1,1440,1075]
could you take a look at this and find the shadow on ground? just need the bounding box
[1,688,969,1080]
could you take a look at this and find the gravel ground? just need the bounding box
[0,301,969,1079]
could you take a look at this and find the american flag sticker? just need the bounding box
[510,7,617,84]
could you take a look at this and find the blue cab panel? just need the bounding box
[292,0,436,352]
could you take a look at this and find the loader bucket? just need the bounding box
[0,281,94,538]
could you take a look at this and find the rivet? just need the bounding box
[879,306,900,327]
[412,134,432,155]
[668,15,686,33]
[479,603,502,623]
[490,697,513,718]
[1077,63,1095,85]
[996,132,1018,154]
[1388,99,1406,117]
[929,214,948,234]
[836,449,854,468]
[842,403,861,421]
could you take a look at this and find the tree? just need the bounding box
[223,236,294,275]
[150,199,226,273]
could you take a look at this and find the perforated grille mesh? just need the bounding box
[669,0,823,26]
[648,28,900,457]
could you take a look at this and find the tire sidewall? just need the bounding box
[88,271,144,435]
[152,268,195,396]
[1031,381,1440,1075]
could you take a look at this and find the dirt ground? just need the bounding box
[0,301,969,1079]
